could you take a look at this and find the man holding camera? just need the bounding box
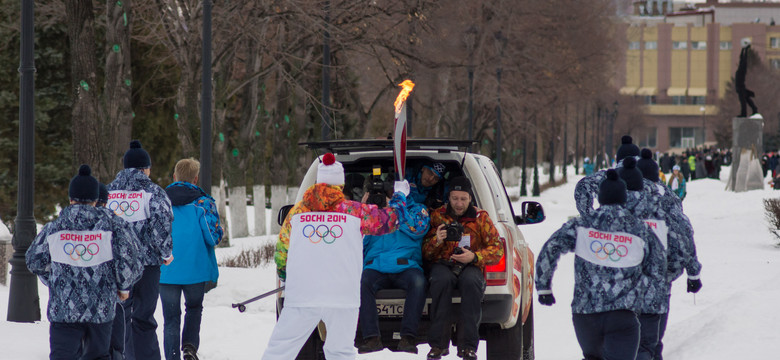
[357,175,430,354]
[422,176,503,360]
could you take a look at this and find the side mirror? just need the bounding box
[277,204,293,226]
[517,201,545,225]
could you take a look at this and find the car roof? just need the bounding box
[300,138,476,155]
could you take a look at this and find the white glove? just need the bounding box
[394,180,410,197]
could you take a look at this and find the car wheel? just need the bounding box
[485,318,523,360]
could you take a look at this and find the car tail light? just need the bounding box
[484,237,507,286]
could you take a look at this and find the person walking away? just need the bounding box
[108,140,174,360]
[422,176,504,360]
[26,165,141,360]
[357,177,430,354]
[536,169,666,360]
[583,157,595,176]
[574,135,641,218]
[160,158,224,360]
[263,153,412,360]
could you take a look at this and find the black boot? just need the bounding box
[357,336,383,354]
[182,344,199,360]
[396,335,418,354]
[427,347,450,359]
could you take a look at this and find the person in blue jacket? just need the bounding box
[405,162,446,208]
[636,149,702,360]
[108,140,174,360]
[357,178,430,354]
[160,158,224,360]
[536,169,666,360]
[26,165,141,360]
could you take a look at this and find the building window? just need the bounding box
[629,41,641,50]
[771,37,780,49]
[644,95,656,105]
[637,128,658,148]
[673,41,687,49]
[690,96,706,105]
[771,59,780,70]
[672,96,686,105]
[670,127,697,148]
[720,41,732,50]
[645,41,658,50]
[691,41,707,50]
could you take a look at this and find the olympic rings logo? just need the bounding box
[302,224,343,244]
[63,243,100,261]
[108,200,141,216]
[590,240,628,262]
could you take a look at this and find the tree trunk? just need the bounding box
[66,0,104,176]
[103,0,134,180]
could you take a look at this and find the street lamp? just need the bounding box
[494,31,507,176]
[8,0,40,322]
[464,26,477,151]
[700,106,706,145]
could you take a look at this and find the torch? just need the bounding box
[393,80,415,180]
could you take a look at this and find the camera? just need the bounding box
[365,166,391,208]
[450,245,470,276]
[443,222,464,243]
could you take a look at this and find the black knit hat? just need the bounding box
[636,148,660,182]
[449,176,472,194]
[69,164,100,202]
[123,140,151,169]
[615,135,640,163]
[599,169,627,205]
[98,183,109,206]
[617,157,644,191]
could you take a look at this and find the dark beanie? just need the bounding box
[98,183,109,206]
[636,148,660,182]
[599,169,627,205]
[123,140,151,169]
[69,164,100,202]
[617,157,644,191]
[449,176,472,194]
[615,135,640,163]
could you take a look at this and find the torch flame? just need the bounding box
[393,80,415,113]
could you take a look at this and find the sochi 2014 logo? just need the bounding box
[302,224,343,244]
[589,240,628,262]
[63,243,100,261]
[108,200,141,217]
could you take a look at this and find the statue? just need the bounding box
[735,44,759,118]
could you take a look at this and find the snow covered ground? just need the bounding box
[2,167,780,359]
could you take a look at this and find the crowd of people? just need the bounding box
[27,141,223,360]
[540,136,702,360]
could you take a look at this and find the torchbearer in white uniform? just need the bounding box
[263,153,411,360]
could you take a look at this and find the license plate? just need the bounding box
[376,303,428,316]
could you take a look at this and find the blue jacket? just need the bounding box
[108,169,173,266]
[161,182,223,285]
[26,205,142,323]
[363,196,430,273]
[535,204,666,314]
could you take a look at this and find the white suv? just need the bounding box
[276,139,544,360]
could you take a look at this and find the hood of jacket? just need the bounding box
[166,181,210,206]
[300,183,345,212]
[111,168,154,191]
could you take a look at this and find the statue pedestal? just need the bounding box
[726,117,764,192]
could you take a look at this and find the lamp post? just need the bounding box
[494,31,507,176]
[8,0,40,322]
[464,26,477,151]
[322,0,331,141]
[200,0,213,195]
[700,106,706,145]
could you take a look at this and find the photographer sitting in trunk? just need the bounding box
[358,174,430,354]
[422,176,503,360]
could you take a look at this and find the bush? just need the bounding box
[762,198,780,245]
[220,243,276,268]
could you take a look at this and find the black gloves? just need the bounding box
[538,293,556,306]
[687,278,702,293]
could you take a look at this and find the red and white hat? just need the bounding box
[316,153,344,186]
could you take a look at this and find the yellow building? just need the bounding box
[620,0,780,151]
